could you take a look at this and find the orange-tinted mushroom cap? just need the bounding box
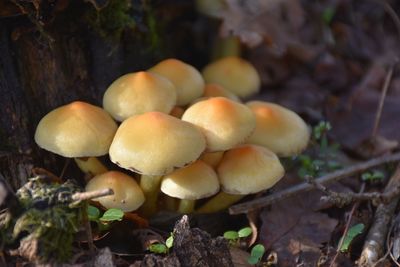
[149,59,205,106]
[246,101,310,156]
[103,71,177,121]
[161,160,220,200]
[85,171,145,212]
[218,145,284,195]
[182,97,256,152]
[34,101,118,158]
[202,56,260,98]
[109,112,206,175]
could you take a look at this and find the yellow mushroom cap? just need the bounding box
[109,112,206,175]
[103,71,177,122]
[218,145,285,195]
[85,171,145,212]
[203,83,241,102]
[34,101,118,158]
[181,97,256,152]
[149,58,205,106]
[161,160,220,200]
[199,151,224,168]
[202,56,261,98]
[246,101,310,156]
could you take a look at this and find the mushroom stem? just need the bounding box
[178,199,196,214]
[139,175,163,217]
[74,157,108,176]
[196,191,244,213]
[212,36,241,60]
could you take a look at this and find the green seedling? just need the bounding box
[223,227,252,246]
[340,223,365,252]
[223,227,266,264]
[361,170,385,182]
[248,244,266,265]
[297,121,341,179]
[148,233,174,254]
[87,205,124,231]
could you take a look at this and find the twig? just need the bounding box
[71,188,114,202]
[229,152,400,215]
[306,176,400,207]
[371,62,396,139]
[358,165,400,267]
[329,183,365,267]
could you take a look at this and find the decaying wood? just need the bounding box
[135,215,233,267]
[358,165,400,267]
[229,151,400,214]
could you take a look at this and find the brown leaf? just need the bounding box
[327,88,400,156]
[219,0,305,53]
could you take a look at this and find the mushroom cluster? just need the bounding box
[34,56,311,216]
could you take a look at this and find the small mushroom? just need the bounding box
[245,101,311,157]
[161,160,220,213]
[34,101,118,175]
[149,58,205,106]
[109,111,206,216]
[202,56,261,98]
[85,171,145,212]
[182,97,256,152]
[103,71,177,122]
[203,83,241,102]
[197,144,284,213]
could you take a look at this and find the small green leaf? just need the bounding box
[165,235,174,249]
[327,160,341,170]
[322,7,335,24]
[371,171,385,180]
[238,227,252,238]
[361,172,372,181]
[148,243,168,254]
[87,205,100,221]
[224,231,239,240]
[340,223,365,252]
[248,244,265,265]
[100,208,124,222]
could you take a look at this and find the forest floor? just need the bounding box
[2,0,400,266]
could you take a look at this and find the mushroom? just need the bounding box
[202,56,261,98]
[161,160,219,213]
[34,101,118,175]
[245,101,311,157]
[181,97,256,152]
[85,171,145,212]
[197,144,284,213]
[203,83,241,102]
[103,71,177,122]
[199,151,224,168]
[109,111,206,215]
[148,58,205,106]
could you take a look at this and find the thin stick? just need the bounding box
[71,188,114,202]
[371,63,395,139]
[229,152,400,215]
[330,183,365,267]
[358,165,400,266]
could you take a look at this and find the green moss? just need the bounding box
[86,0,136,41]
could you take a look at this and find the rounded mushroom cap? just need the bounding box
[218,145,285,195]
[103,71,177,122]
[149,58,205,106]
[202,56,261,98]
[203,83,241,102]
[34,101,118,158]
[161,160,220,200]
[85,171,145,212]
[181,97,256,152]
[246,101,310,156]
[109,112,206,175]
